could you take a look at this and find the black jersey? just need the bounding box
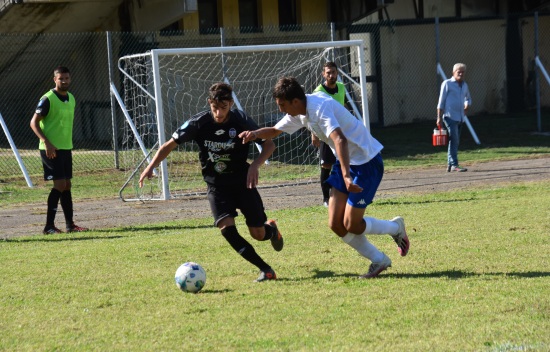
[172,109,264,186]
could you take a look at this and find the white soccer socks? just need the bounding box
[342,232,385,262]
[363,217,399,236]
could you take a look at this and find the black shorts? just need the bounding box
[207,183,267,228]
[319,141,336,166]
[40,149,73,181]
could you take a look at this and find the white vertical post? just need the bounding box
[106,31,120,169]
[0,112,33,187]
[535,12,542,133]
[356,41,370,130]
[150,50,170,200]
[110,84,153,162]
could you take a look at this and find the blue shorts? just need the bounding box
[326,154,383,209]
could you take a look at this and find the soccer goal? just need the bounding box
[115,40,369,201]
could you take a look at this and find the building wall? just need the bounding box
[178,0,329,32]
[219,0,239,27]
[260,0,279,26]
[301,0,328,23]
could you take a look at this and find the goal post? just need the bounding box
[0,112,33,188]
[115,40,369,201]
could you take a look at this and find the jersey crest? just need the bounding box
[214,161,228,173]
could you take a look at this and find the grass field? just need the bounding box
[1,113,549,350]
[1,181,549,351]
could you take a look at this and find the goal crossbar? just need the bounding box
[139,40,365,56]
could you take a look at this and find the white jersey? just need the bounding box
[274,92,383,165]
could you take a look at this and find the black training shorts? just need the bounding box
[40,149,73,181]
[207,183,267,228]
[319,141,336,166]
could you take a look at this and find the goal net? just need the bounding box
[115,40,369,201]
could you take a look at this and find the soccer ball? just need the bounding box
[174,262,206,293]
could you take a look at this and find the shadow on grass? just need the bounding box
[308,269,550,280]
[387,270,550,279]
[1,235,124,243]
[311,269,358,279]
[102,224,213,233]
[193,288,232,294]
[0,224,214,243]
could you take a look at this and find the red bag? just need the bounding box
[432,125,448,146]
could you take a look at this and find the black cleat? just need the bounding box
[43,226,63,235]
[266,219,284,252]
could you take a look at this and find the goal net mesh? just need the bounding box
[117,43,364,201]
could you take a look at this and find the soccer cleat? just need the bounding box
[359,254,392,279]
[43,226,63,235]
[391,216,410,256]
[447,164,452,172]
[450,165,467,172]
[323,198,329,207]
[266,219,284,252]
[254,268,277,282]
[66,224,89,233]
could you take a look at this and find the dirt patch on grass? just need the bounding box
[1,157,549,239]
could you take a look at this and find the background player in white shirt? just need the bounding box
[240,77,410,278]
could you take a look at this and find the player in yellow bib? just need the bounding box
[30,66,88,234]
[312,62,346,207]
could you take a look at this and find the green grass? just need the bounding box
[1,181,549,351]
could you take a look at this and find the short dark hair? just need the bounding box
[323,61,338,70]
[208,82,233,102]
[54,66,70,76]
[272,77,306,102]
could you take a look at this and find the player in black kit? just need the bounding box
[139,82,283,282]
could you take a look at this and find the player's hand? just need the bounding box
[138,167,154,188]
[246,164,260,189]
[311,133,320,148]
[238,130,257,144]
[45,141,57,159]
[344,176,363,193]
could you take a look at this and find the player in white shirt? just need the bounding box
[240,77,410,278]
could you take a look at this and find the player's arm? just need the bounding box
[30,112,57,158]
[436,108,444,127]
[139,138,178,188]
[239,127,283,144]
[311,132,320,147]
[329,127,362,193]
[247,138,275,189]
[436,82,448,127]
